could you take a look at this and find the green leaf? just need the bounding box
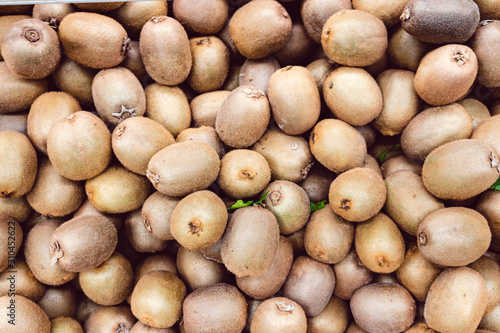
[227,191,270,210]
[378,143,401,163]
[254,191,270,205]
[490,176,500,191]
[310,200,327,213]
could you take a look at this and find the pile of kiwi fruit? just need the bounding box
[1,0,500,332]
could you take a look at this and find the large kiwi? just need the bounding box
[0,15,31,61]
[0,295,50,333]
[173,0,227,34]
[250,297,307,333]
[300,0,352,43]
[352,0,408,27]
[472,115,500,156]
[459,98,491,130]
[333,248,373,300]
[381,155,422,178]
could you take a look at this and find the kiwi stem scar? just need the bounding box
[112,105,138,121]
[49,241,64,266]
[275,301,294,313]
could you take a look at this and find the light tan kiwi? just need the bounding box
[274,21,316,66]
[237,236,293,299]
[472,115,500,157]
[387,26,431,72]
[304,206,354,264]
[424,267,488,333]
[0,258,45,301]
[217,149,271,199]
[0,130,37,198]
[414,44,478,106]
[250,297,307,333]
[59,12,129,69]
[268,66,321,135]
[321,10,387,67]
[145,83,191,137]
[37,285,78,319]
[131,271,187,329]
[147,141,220,197]
[26,158,85,217]
[421,139,500,200]
[141,192,179,241]
[216,85,270,148]
[384,171,444,235]
[309,119,367,174]
[92,67,146,126]
[381,155,422,178]
[299,164,336,203]
[112,0,168,39]
[229,0,292,59]
[1,18,61,79]
[84,305,136,333]
[125,209,169,253]
[350,283,416,333]
[0,295,50,333]
[50,317,84,333]
[333,248,373,300]
[300,0,352,43]
[404,321,438,333]
[373,69,420,136]
[328,167,386,222]
[52,57,96,108]
[355,213,406,274]
[476,190,500,240]
[221,206,280,278]
[47,111,111,181]
[307,295,350,333]
[352,0,409,27]
[0,196,31,223]
[173,0,227,34]
[190,90,230,127]
[176,126,225,159]
[32,3,75,28]
[121,40,147,81]
[134,254,177,286]
[49,215,118,272]
[131,321,176,332]
[282,255,336,317]
[183,283,247,333]
[458,98,491,130]
[253,128,314,182]
[0,15,31,61]
[74,2,124,12]
[140,16,191,86]
[373,273,399,284]
[239,56,280,94]
[113,117,175,175]
[469,256,500,315]
[323,66,382,126]
[0,113,28,135]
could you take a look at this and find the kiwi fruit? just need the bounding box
[355,213,406,274]
[421,139,500,200]
[401,0,480,44]
[424,267,488,333]
[381,155,423,178]
[480,303,500,332]
[274,21,316,66]
[131,270,186,329]
[306,58,336,93]
[250,296,307,333]
[73,199,123,231]
[0,113,28,135]
[176,126,224,159]
[333,248,374,300]
[50,317,84,333]
[140,16,191,86]
[173,0,227,34]
[0,15,31,61]
[350,283,416,333]
[59,12,129,69]
[131,321,176,332]
[468,256,500,315]
[74,2,124,12]
[458,98,491,130]
[134,254,178,286]
[414,44,478,106]
[299,164,336,203]
[0,130,37,198]
[352,0,409,27]
[121,40,147,81]
[0,295,50,333]
[112,0,168,39]
[141,192,179,241]
[113,117,175,176]
[49,215,118,272]
[363,154,383,176]
[300,0,352,43]
[0,258,45,301]
[472,115,500,157]
[329,167,386,222]
[183,283,247,333]
[239,56,280,94]
[304,206,354,264]
[221,205,280,278]
[253,128,314,182]
[47,111,112,181]
[52,57,96,108]
[471,20,500,88]
[309,119,367,174]
[32,3,75,28]
[216,85,270,148]
[384,170,444,235]
[37,285,78,319]
[476,190,500,240]
[190,90,230,128]
[404,321,438,333]
[200,235,224,264]
[92,66,146,126]
[268,66,321,135]
[125,209,169,253]
[0,196,31,223]
[229,0,292,59]
[307,295,350,333]
[84,305,136,333]
[387,26,431,72]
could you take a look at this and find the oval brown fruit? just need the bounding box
[250,297,307,333]
[0,295,50,333]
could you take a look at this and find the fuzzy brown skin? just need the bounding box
[73,199,123,231]
[140,16,191,86]
[333,249,373,300]
[307,296,350,333]
[469,256,500,315]
[352,0,409,27]
[50,317,84,333]
[32,3,75,28]
[131,321,176,333]
[275,22,316,66]
[134,254,177,286]
[300,0,352,43]
[351,283,416,333]
[401,103,473,161]
[401,0,479,44]
[59,12,128,69]
[52,57,96,108]
[49,215,118,273]
[173,0,227,34]
[141,192,179,241]
[251,297,307,333]
[74,2,124,12]
[0,295,50,333]
[480,303,500,331]
[37,285,78,319]
[458,98,491,130]
[0,258,45,301]
[476,190,500,240]
[183,283,247,333]
[417,207,491,267]
[475,0,500,20]
[229,0,292,59]
[121,40,147,81]
[421,139,499,200]
[112,0,168,39]
[424,268,488,333]
[0,15,31,61]
[472,115,500,157]
[177,247,229,291]
[299,164,336,203]
[387,26,431,72]
[471,21,500,88]
[381,155,422,178]
[190,90,230,128]
[176,126,225,159]
[125,209,169,253]
[268,66,321,135]
[0,196,31,223]
[84,305,136,333]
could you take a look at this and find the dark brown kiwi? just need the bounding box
[74,2,124,12]
[1,18,61,79]
[0,5,32,15]
[268,65,321,135]
[364,51,390,78]
[52,57,96,108]
[140,16,191,86]
[0,113,28,135]
[245,299,263,332]
[300,0,352,43]
[282,255,336,317]
[274,21,316,66]
[424,267,488,333]
[141,192,179,241]
[176,126,224,159]
[84,305,136,333]
[229,0,292,59]
[221,205,280,278]
[0,15,31,61]
[476,190,500,240]
[216,85,270,148]
[387,26,431,72]
[417,207,491,267]
[75,296,102,324]
[458,98,491,130]
[475,0,500,19]
[0,258,45,301]
[352,0,409,27]
[49,215,118,272]
[183,283,247,333]
[0,295,50,333]
[299,164,335,203]
[351,283,416,333]
[469,256,500,315]
[190,90,230,128]
[333,248,373,300]
[112,0,168,39]
[250,297,307,333]
[0,130,37,198]
[121,40,147,81]
[253,128,314,183]
[131,271,186,329]
[381,155,422,178]
[37,285,78,319]
[239,56,280,94]
[0,196,31,223]
[173,0,227,34]
[304,206,354,264]
[59,12,129,69]
[307,295,350,333]
[401,0,480,44]
[32,3,75,28]
[472,115,500,156]
[125,209,169,253]
[50,317,84,333]
[470,20,500,88]
[355,213,406,274]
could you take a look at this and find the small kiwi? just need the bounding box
[300,0,352,43]
[190,90,230,127]
[176,126,225,159]
[37,285,78,319]
[59,12,129,69]
[84,305,136,333]
[125,209,169,253]
[52,57,96,108]
[307,295,350,333]
[299,164,336,203]
[183,283,247,333]
[332,248,373,300]
[250,297,307,333]
[458,98,491,130]
[387,26,431,72]
[352,0,409,27]
[274,21,316,66]
[0,196,31,223]
[476,190,500,240]
[112,0,168,39]
[50,317,84,333]
[239,56,280,94]
[0,295,50,333]
[381,155,423,178]
[468,255,500,315]
[141,192,179,241]
[32,3,75,28]
[0,258,45,301]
